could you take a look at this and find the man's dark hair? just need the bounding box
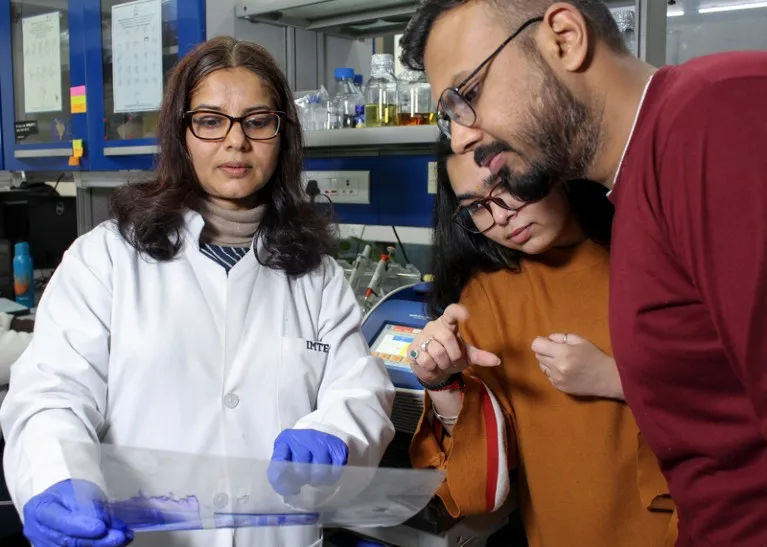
[427,136,614,317]
[400,0,627,72]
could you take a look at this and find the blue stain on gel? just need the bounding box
[106,492,318,532]
[107,492,204,532]
[213,512,319,528]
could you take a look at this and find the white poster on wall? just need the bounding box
[22,12,63,114]
[112,0,163,113]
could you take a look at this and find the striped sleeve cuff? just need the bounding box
[410,374,513,516]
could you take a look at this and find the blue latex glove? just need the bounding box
[23,479,133,547]
[267,429,349,496]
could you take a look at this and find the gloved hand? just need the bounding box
[267,429,349,496]
[23,479,133,547]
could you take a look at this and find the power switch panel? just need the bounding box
[303,170,371,204]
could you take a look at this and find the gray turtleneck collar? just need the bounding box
[197,199,265,248]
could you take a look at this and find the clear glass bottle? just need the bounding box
[353,75,366,127]
[329,67,365,129]
[397,69,436,126]
[364,54,399,127]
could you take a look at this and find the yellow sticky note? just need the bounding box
[68,156,80,166]
[72,139,84,158]
[71,95,87,114]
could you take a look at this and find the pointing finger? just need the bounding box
[466,345,501,367]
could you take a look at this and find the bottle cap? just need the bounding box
[353,74,363,86]
[371,53,394,72]
[14,242,29,256]
[398,68,426,83]
[334,67,355,80]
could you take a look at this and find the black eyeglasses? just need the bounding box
[452,177,527,234]
[185,110,285,141]
[437,16,544,139]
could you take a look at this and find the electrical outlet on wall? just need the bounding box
[427,162,437,194]
[302,171,370,204]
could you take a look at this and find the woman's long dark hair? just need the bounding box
[111,37,335,276]
[428,137,614,316]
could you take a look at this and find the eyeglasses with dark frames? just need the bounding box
[184,110,285,141]
[452,177,528,234]
[437,16,544,139]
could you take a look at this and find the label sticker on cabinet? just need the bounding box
[14,121,39,142]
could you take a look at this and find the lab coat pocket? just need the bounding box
[278,336,329,428]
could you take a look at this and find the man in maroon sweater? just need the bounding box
[400,0,767,545]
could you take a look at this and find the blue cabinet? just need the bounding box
[82,0,205,171]
[0,1,84,171]
[0,0,205,172]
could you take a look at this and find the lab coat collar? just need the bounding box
[183,209,205,243]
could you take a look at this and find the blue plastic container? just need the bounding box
[13,242,35,308]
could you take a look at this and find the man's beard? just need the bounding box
[474,53,602,203]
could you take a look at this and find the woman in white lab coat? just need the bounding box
[0,37,395,547]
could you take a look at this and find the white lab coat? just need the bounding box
[0,313,33,413]
[0,210,395,547]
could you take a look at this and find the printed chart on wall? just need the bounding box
[22,12,63,114]
[112,0,163,113]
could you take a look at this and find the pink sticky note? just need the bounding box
[71,86,86,97]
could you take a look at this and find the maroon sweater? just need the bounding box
[610,51,767,546]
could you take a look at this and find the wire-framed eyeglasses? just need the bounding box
[452,177,527,234]
[184,110,285,141]
[437,16,544,139]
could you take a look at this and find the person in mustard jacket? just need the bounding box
[407,143,676,546]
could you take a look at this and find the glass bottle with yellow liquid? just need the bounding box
[397,69,436,126]
[364,54,399,127]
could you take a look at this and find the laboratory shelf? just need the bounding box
[304,125,439,149]
[236,0,417,40]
